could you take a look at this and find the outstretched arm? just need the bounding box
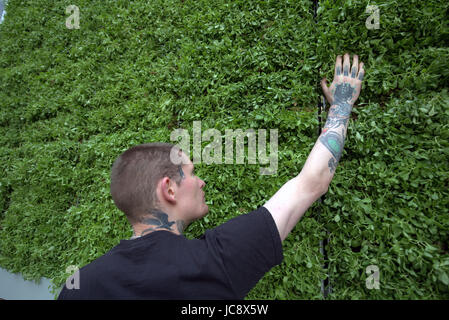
[264,53,365,241]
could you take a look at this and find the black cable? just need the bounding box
[312,0,332,299]
[319,96,332,299]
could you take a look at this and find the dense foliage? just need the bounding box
[0,0,448,299]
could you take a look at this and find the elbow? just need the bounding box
[320,186,329,196]
[314,183,328,197]
[319,182,329,196]
[310,179,329,197]
[295,173,329,197]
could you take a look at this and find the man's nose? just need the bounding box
[199,178,206,188]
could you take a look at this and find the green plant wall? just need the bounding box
[0,0,448,299]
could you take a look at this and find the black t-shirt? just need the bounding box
[58,206,283,300]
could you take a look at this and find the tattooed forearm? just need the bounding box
[319,128,345,163]
[328,157,338,174]
[319,124,347,174]
[317,53,365,176]
[322,117,349,131]
[319,82,356,173]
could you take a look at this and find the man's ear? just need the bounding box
[159,177,177,204]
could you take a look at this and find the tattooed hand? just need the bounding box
[320,53,365,108]
[317,54,366,174]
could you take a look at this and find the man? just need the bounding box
[58,53,365,299]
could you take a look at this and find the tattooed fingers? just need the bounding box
[335,55,343,77]
[351,55,359,78]
[343,53,350,76]
[335,53,364,82]
[358,62,365,81]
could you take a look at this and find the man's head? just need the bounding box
[110,143,208,228]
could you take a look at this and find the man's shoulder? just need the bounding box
[208,206,275,234]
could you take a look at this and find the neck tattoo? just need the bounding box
[131,209,186,239]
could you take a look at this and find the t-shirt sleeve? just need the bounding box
[203,206,283,299]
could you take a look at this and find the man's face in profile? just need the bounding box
[174,152,209,222]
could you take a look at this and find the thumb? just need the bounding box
[320,78,333,104]
[320,77,328,88]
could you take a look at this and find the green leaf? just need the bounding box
[439,272,449,286]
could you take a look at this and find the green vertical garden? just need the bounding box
[0,0,448,299]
